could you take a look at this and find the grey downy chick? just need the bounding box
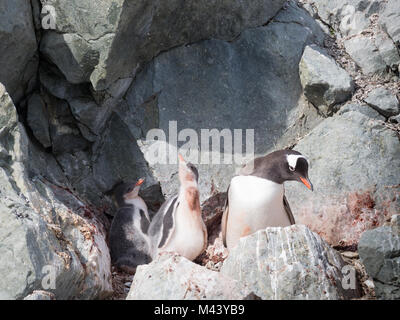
[109,178,152,273]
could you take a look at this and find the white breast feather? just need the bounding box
[226,175,290,249]
[125,197,150,221]
[230,175,284,211]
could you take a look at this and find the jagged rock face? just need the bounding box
[34,0,314,207]
[305,0,385,37]
[379,0,400,45]
[23,1,327,206]
[0,0,38,103]
[0,84,112,299]
[123,2,325,201]
[1,0,399,300]
[220,225,360,300]
[358,215,400,299]
[40,0,287,91]
[302,0,400,77]
[127,252,259,300]
[285,104,400,247]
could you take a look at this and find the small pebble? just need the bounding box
[341,251,359,259]
[364,279,375,289]
[205,261,215,270]
[214,262,222,270]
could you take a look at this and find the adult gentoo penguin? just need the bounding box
[148,154,207,261]
[222,149,313,250]
[109,178,152,273]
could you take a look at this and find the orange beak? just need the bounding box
[300,177,313,191]
[135,178,145,186]
[178,153,185,163]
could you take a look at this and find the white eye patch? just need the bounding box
[287,154,307,171]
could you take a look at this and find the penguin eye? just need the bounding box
[289,165,295,172]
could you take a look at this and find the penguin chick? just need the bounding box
[109,178,151,273]
[148,155,207,261]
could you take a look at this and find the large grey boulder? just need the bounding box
[379,0,400,45]
[40,32,102,85]
[220,225,360,300]
[285,103,400,247]
[299,45,354,114]
[375,34,400,72]
[40,0,287,91]
[343,36,389,76]
[358,215,400,299]
[364,87,400,117]
[39,64,92,102]
[0,0,38,102]
[127,252,259,300]
[123,1,325,201]
[0,83,112,300]
[39,0,121,88]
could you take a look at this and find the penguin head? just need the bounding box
[244,149,313,191]
[123,178,145,202]
[178,154,199,184]
[283,150,313,191]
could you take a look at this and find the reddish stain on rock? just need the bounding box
[347,192,375,220]
[297,189,398,247]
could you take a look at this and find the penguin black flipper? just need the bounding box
[158,196,180,248]
[283,194,296,225]
[148,195,180,250]
[221,185,230,247]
